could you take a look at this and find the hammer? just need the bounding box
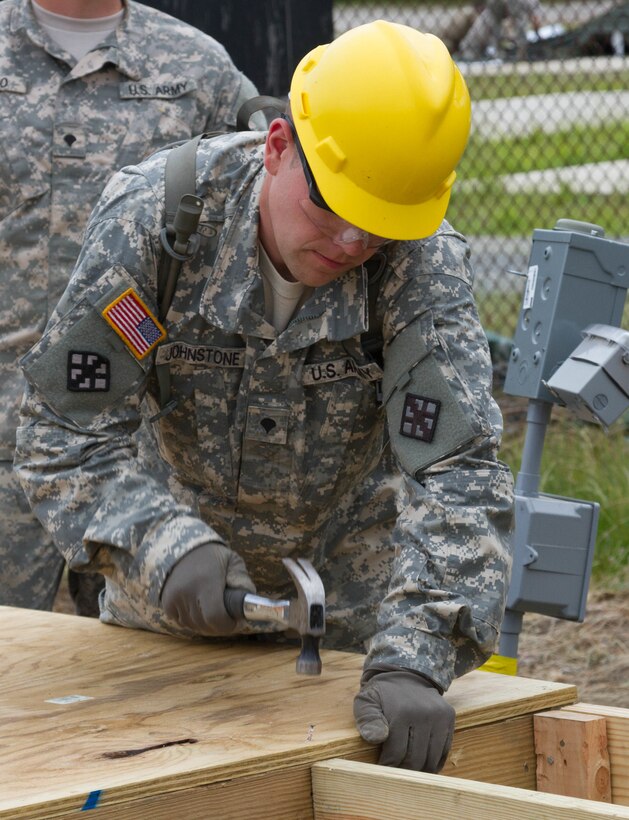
[223,557,325,676]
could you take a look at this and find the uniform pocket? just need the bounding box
[298,375,382,513]
[155,360,240,500]
[0,79,49,216]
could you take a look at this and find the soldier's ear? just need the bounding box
[264,118,291,175]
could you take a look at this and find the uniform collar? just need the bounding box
[275,268,369,353]
[11,0,144,79]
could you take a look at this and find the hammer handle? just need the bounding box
[224,587,248,620]
[224,588,291,626]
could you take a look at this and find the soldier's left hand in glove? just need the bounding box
[353,665,455,772]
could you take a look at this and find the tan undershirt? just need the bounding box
[259,243,311,333]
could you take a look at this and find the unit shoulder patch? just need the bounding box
[67,351,110,392]
[102,288,166,359]
[400,392,441,443]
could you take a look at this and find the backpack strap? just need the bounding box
[151,134,206,420]
[157,133,205,320]
[361,251,388,366]
[236,95,287,130]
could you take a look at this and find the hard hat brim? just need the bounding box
[313,165,454,241]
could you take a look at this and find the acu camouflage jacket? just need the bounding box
[16,132,514,691]
[0,0,256,458]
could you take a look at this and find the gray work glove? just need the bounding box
[161,543,256,635]
[353,666,455,772]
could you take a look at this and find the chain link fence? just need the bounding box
[335,1,629,338]
[134,0,628,340]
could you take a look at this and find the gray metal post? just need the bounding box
[515,399,552,497]
[498,399,552,658]
[498,609,524,658]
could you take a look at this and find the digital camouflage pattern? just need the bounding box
[459,0,544,59]
[0,0,259,608]
[16,132,514,691]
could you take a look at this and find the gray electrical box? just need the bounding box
[507,492,599,621]
[504,220,629,403]
[546,324,629,427]
[497,220,628,659]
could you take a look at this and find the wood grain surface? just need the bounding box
[0,606,577,819]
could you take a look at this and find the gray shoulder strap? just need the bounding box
[236,95,286,130]
[163,132,204,231]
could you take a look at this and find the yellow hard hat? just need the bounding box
[289,20,471,240]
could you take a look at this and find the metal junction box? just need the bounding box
[506,492,599,622]
[504,222,629,403]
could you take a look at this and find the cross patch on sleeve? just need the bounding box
[67,351,111,392]
[400,393,441,443]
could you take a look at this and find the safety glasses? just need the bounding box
[281,114,332,212]
[282,115,391,250]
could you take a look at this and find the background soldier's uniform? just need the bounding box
[459,0,543,60]
[16,132,514,692]
[0,0,259,610]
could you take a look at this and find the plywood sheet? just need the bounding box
[0,606,577,819]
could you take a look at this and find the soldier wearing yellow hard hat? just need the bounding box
[16,20,513,776]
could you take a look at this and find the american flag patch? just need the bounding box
[102,288,166,359]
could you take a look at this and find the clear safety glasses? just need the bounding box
[282,115,391,251]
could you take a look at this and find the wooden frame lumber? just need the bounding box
[534,710,611,802]
[311,758,629,820]
[443,714,537,788]
[564,703,629,807]
[0,607,577,819]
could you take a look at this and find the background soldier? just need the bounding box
[16,22,515,773]
[458,0,544,60]
[0,0,261,615]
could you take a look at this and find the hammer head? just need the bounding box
[282,557,325,675]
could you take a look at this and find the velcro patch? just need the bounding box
[102,288,165,359]
[67,351,110,392]
[400,393,441,443]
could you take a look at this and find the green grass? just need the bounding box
[465,69,629,100]
[448,119,629,238]
[450,186,627,238]
[477,291,521,337]
[460,121,629,178]
[498,413,629,588]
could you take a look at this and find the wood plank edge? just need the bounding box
[0,740,373,820]
[311,758,629,820]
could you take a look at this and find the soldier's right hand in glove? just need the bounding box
[353,666,455,772]
[161,543,256,635]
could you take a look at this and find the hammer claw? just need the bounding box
[282,557,325,598]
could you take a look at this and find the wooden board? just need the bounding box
[0,606,577,819]
[312,758,629,820]
[566,703,629,807]
[443,714,537,789]
[534,711,611,802]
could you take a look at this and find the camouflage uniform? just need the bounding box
[16,132,514,691]
[459,0,543,60]
[0,0,259,609]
